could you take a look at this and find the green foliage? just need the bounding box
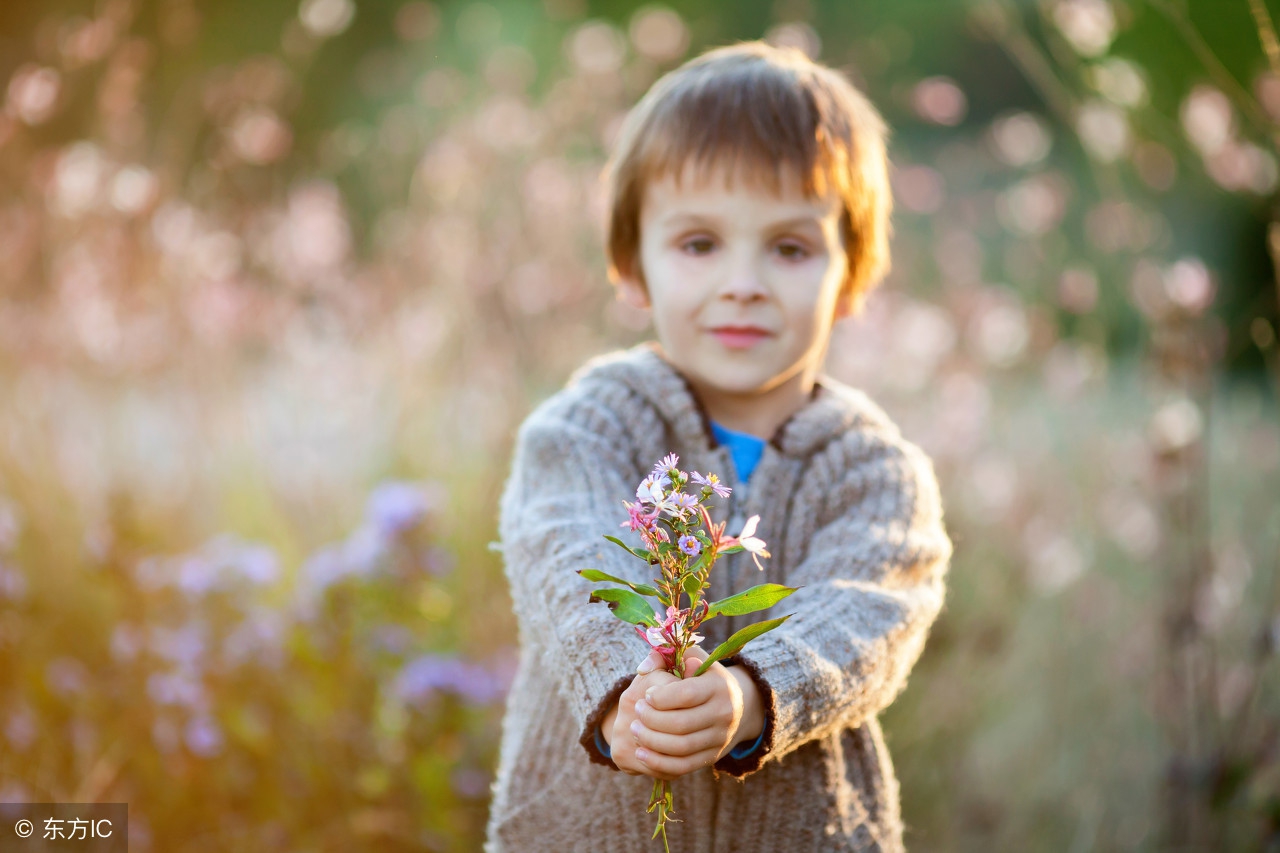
[602,535,653,563]
[587,586,661,626]
[703,583,799,619]
[577,568,660,597]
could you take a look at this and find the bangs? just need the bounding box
[623,60,852,201]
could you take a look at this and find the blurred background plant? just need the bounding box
[0,0,1276,850]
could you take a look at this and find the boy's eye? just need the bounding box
[682,237,715,255]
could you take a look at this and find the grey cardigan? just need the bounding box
[484,341,953,852]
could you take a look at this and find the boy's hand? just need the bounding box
[627,646,765,781]
[604,649,696,779]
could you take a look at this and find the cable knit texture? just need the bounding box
[484,341,953,853]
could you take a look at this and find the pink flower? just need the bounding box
[635,604,704,670]
[620,500,659,534]
[722,514,771,571]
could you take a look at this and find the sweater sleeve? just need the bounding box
[712,431,952,780]
[498,385,654,771]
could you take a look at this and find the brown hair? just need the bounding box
[602,40,893,313]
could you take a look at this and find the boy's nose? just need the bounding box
[717,256,768,301]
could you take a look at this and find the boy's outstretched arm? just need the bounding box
[497,385,663,770]
[711,429,953,780]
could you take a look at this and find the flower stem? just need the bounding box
[647,777,677,852]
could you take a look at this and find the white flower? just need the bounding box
[736,515,772,571]
[635,473,670,505]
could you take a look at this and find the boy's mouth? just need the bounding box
[708,325,771,350]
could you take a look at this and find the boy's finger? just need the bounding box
[635,649,664,675]
[635,669,680,694]
[645,679,692,710]
[682,648,709,672]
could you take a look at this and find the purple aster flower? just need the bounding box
[173,535,280,599]
[342,524,388,575]
[366,481,438,537]
[227,542,279,586]
[664,491,699,520]
[297,545,346,597]
[451,766,492,799]
[690,471,732,498]
[652,453,680,477]
[45,658,87,697]
[395,654,502,706]
[146,671,206,710]
[422,545,456,578]
[222,608,286,670]
[185,715,224,758]
[678,535,701,557]
[110,624,143,663]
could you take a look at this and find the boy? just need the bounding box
[485,41,952,852]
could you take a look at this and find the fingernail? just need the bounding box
[630,721,642,735]
[645,688,655,701]
[636,749,649,762]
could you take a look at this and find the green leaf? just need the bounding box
[686,546,716,576]
[577,569,659,597]
[603,535,648,561]
[588,587,659,626]
[681,573,701,597]
[703,583,800,619]
[692,615,792,677]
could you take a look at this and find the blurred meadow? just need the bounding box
[0,0,1278,850]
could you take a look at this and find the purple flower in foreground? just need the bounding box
[690,471,731,498]
[653,453,680,477]
[664,491,699,520]
[678,535,701,557]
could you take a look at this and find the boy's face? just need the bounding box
[616,160,855,429]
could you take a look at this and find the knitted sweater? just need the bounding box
[484,341,953,853]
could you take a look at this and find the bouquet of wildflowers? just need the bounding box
[578,453,799,851]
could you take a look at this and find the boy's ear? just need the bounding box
[615,267,652,311]
[833,288,860,321]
